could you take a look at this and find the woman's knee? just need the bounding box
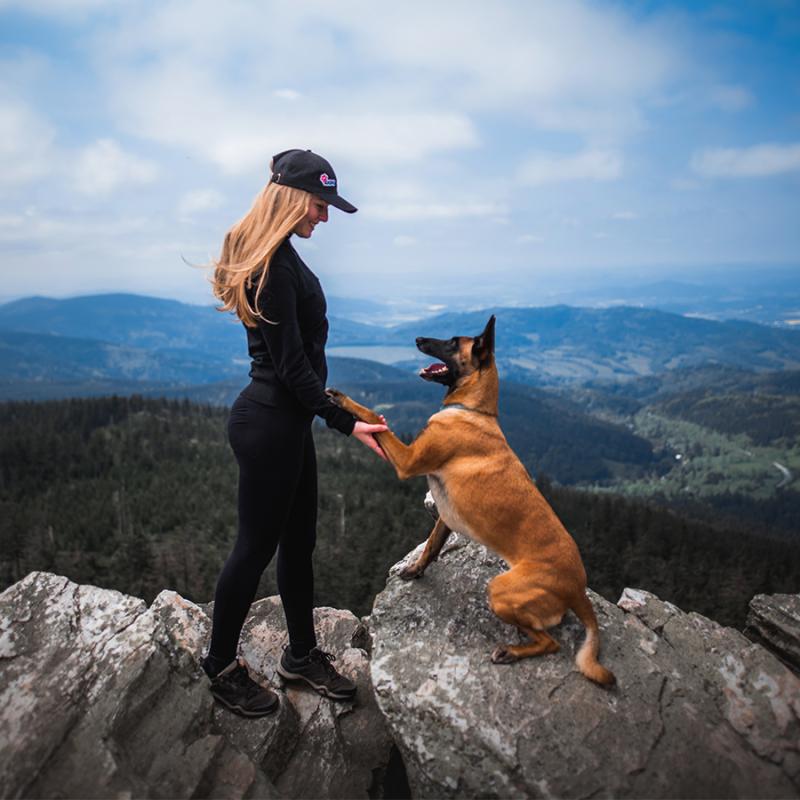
[226,536,278,576]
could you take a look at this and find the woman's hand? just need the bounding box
[352,419,389,461]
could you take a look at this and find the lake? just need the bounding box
[327,345,423,365]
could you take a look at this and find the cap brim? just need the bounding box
[327,194,357,214]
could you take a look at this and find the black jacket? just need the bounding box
[240,238,355,435]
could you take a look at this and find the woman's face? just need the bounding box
[293,195,329,238]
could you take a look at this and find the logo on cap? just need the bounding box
[319,173,336,187]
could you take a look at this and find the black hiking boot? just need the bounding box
[277,646,357,700]
[203,656,280,717]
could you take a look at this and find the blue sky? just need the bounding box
[0,0,798,306]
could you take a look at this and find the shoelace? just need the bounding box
[309,649,339,678]
[227,659,265,699]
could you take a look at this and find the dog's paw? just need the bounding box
[490,645,518,664]
[325,388,345,406]
[398,562,425,581]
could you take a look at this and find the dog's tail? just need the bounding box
[571,592,616,688]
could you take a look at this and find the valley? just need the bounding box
[1,293,798,541]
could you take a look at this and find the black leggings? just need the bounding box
[208,394,318,663]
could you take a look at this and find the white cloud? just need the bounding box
[0,205,148,244]
[367,201,506,222]
[178,188,225,220]
[611,210,638,220]
[691,143,800,178]
[273,89,301,101]
[87,0,678,176]
[73,138,158,195]
[518,150,623,185]
[109,67,480,173]
[392,235,417,248]
[335,2,676,115]
[0,97,55,185]
[516,234,545,244]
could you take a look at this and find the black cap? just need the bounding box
[270,149,357,213]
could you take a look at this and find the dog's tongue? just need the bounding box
[421,362,448,376]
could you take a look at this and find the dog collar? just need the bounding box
[440,403,497,418]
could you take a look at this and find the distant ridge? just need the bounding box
[3,293,800,391]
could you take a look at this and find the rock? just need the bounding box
[0,572,392,799]
[745,593,800,674]
[369,535,800,799]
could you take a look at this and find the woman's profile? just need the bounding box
[203,148,387,716]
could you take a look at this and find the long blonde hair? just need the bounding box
[211,181,310,327]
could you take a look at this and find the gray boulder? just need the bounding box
[369,534,800,799]
[745,593,800,674]
[0,571,392,799]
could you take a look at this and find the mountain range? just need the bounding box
[3,294,800,393]
[2,292,797,533]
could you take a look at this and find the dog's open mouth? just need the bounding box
[419,362,449,379]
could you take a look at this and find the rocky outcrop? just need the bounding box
[2,558,798,800]
[746,592,800,674]
[369,535,800,799]
[0,572,392,799]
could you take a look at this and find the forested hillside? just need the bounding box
[2,397,797,628]
[564,366,800,534]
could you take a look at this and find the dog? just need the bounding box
[327,315,615,687]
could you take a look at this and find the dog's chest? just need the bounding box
[427,474,473,538]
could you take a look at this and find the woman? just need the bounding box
[203,149,387,717]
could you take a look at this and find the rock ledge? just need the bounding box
[0,572,392,799]
[369,535,800,799]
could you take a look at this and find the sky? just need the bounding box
[0,0,798,307]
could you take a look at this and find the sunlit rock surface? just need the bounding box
[0,572,391,799]
[369,534,800,799]
[2,559,798,800]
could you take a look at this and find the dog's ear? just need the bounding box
[472,315,496,365]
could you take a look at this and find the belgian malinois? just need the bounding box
[327,315,615,687]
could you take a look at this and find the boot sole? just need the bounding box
[276,664,357,701]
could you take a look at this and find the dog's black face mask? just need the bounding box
[416,335,459,385]
[416,315,496,387]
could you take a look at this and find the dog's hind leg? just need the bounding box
[490,630,560,664]
[487,567,564,664]
[398,517,452,580]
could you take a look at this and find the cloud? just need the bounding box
[73,138,158,195]
[273,89,302,101]
[0,205,148,244]
[366,201,506,222]
[691,142,800,178]
[86,0,678,176]
[392,235,417,248]
[518,149,623,185]
[103,56,479,173]
[516,234,545,244]
[178,188,225,220]
[0,97,55,185]
[335,2,677,120]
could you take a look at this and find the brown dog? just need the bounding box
[327,315,615,687]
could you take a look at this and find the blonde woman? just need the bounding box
[204,149,387,716]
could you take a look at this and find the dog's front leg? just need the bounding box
[326,388,385,426]
[398,516,452,580]
[327,389,449,480]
